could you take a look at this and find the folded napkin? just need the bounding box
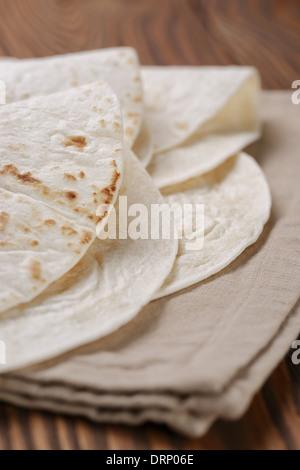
[0,92,299,436]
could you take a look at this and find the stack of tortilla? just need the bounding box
[0,48,298,436]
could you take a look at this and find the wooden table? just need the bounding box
[0,0,299,450]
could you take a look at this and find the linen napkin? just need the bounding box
[0,91,299,437]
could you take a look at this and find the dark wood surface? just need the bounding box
[0,0,299,450]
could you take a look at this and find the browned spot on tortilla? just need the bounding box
[28,259,45,283]
[99,119,106,127]
[133,96,142,103]
[64,191,77,200]
[71,80,78,87]
[176,122,188,130]
[0,164,41,184]
[64,136,87,149]
[100,165,121,206]
[67,242,73,248]
[114,114,121,120]
[127,112,140,118]
[0,211,9,232]
[64,173,77,182]
[134,76,140,82]
[94,198,98,204]
[79,171,85,179]
[113,121,121,132]
[127,57,135,65]
[81,231,93,245]
[115,148,121,153]
[61,226,78,236]
[42,186,50,196]
[23,227,30,233]
[44,219,56,226]
[105,98,113,103]
[0,238,15,247]
[30,240,39,247]
[125,127,134,136]
[8,143,26,151]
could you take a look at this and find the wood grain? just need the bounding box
[0,0,299,450]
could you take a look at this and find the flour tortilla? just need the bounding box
[148,130,260,188]
[155,152,271,298]
[132,119,153,167]
[142,66,259,153]
[0,150,178,373]
[0,82,123,313]
[0,48,143,149]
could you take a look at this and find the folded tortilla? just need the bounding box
[143,66,260,186]
[0,150,178,373]
[0,47,143,150]
[0,82,123,312]
[155,152,271,298]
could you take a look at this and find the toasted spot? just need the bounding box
[134,76,140,82]
[30,240,39,247]
[0,239,14,247]
[0,164,41,184]
[125,127,134,136]
[67,242,72,248]
[44,219,56,226]
[127,57,135,65]
[81,231,93,245]
[28,259,45,283]
[114,114,121,120]
[105,98,113,103]
[176,121,188,130]
[0,211,9,232]
[64,191,77,200]
[99,119,106,127]
[133,96,142,103]
[64,136,87,149]
[114,148,121,153]
[8,143,26,151]
[61,226,78,236]
[24,227,30,233]
[71,80,78,87]
[127,112,140,118]
[79,171,85,179]
[113,121,121,132]
[64,173,77,182]
[100,167,121,205]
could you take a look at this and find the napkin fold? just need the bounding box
[0,92,299,437]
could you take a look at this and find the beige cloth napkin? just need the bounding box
[0,92,299,437]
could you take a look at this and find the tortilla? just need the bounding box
[132,119,153,167]
[0,47,143,149]
[0,82,123,313]
[155,152,271,298]
[142,66,259,153]
[0,150,178,373]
